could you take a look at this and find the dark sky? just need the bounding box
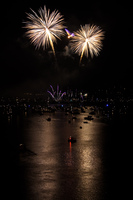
[1,1,133,95]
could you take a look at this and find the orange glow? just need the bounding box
[69,141,72,152]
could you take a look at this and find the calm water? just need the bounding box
[3,107,132,199]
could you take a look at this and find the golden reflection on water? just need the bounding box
[21,114,59,200]
[21,109,104,199]
[77,120,104,198]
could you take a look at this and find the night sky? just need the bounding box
[1,1,133,95]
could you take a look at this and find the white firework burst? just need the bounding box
[24,5,65,55]
[70,24,104,62]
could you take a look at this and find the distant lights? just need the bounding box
[84,93,88,97]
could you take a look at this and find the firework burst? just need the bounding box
[47,85,66,102]
[70,24,104,62]
[24,6,65,55]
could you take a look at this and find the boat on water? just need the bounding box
[68,136,76,143]
[46,117,51,121]
[84,115,94,120]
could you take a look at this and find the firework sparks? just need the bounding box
[65,28,75,38]
[24,5,65,55]
[70,24,104,62]
[48,85,66,102]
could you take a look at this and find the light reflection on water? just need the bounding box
[17,108,109,200]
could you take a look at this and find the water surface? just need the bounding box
[3,107,131,199]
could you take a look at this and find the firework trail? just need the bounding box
[24,5,65,55]
[70,24,104,62]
